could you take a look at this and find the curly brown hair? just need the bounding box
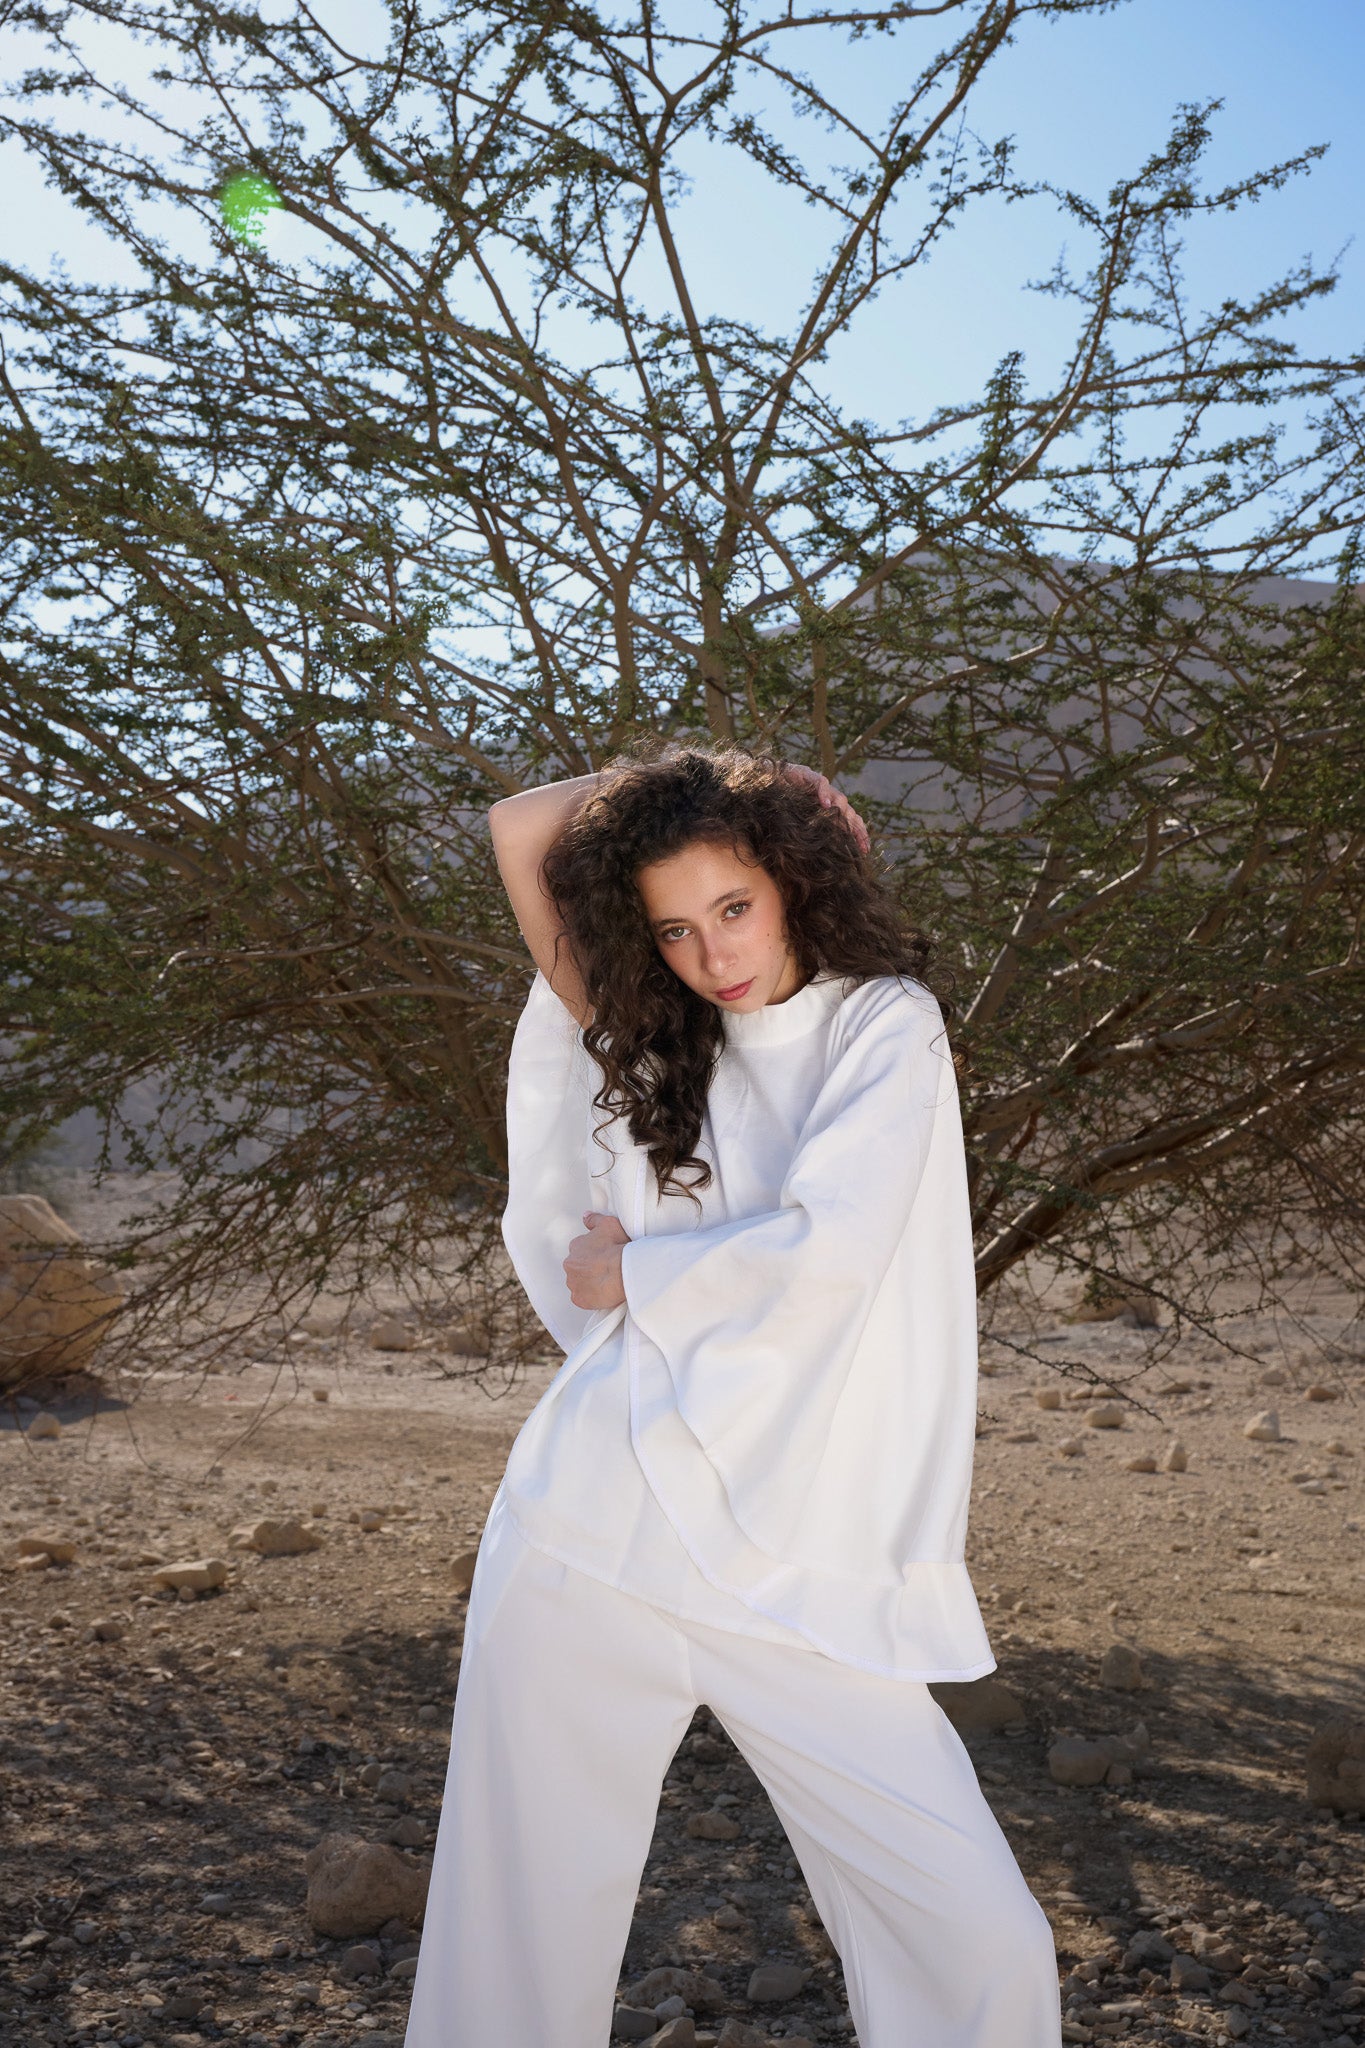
[540,738,941,1203]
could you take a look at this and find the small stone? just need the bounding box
[1304,1716,1365,1814]
[376,1769,412,1803]
[358,1509,384,1533]
[615,2005,663,2043]
[623,1969,726,2015]
[714,2027,770,2048]
[1048,1736,1116,1787]
[1104,1760,1133,1786]
[72,1919,99,1944]
[1122,1930,1175,1970]
[369,1316,416,1352]
[311,1500,327,1516]
[16,1532,77,1564]
[1169,1952,1212,1991]
[1033,1387,1063,1409]
[685,1809,742,1841]
[1124,1454,1158,1472]
[1097,1644,1144,1690]
[337,1942,381,1979]
[311,1387,330,1402]
[200,1891,232,1914]
[1243,1409,1281,1442]
[1160,1438,1188,1472]
[26,1411,62,1440]
[229,1517,323,1557]
[712,1903,743,1930]
[746,1961,809,2002]
[178,1582,198,1603]
[1056,1436,1084,1457]
[1084,1402,1126,1429]
[385,1815,427,1848]
[304,1831,431,1938]
[655,1997,688,2020]
[152,1557,229,1595]
[1304,1383,1341,1401]
[450,1548,480,1594]
[930,1676,1026,1732]
[646,2023,695,2048]
[87,1616,129,1643]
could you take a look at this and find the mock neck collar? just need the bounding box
[721,970,849,1049]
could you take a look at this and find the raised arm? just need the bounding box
[488,773,600,1026]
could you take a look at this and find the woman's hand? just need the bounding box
[782,762,871,855]
[563,1211,631,1310]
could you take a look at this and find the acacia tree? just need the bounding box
[0,0,1363,1384]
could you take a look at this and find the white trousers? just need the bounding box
[404,1498,1061,2047]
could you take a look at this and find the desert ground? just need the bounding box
[1,1174,1362,2048]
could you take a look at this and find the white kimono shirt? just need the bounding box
[496,965,997,1681]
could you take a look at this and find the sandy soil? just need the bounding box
[1,1181,1363,2048]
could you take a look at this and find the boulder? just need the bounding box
[304,1832,431,1938]
[0,1195,125,1386]
[930,1675,1027,1732]
[1243,1410,1281,1442]
[1047,1737,1115,1787]
[229,1517,323,1558]
[1305,1717,1365,1814]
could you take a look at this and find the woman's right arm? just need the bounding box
[489,774,600,1026]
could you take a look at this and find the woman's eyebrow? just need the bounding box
[649,887,748,930]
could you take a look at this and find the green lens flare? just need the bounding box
[219,172,281,245]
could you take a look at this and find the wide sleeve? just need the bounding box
[499,969,603,1356]
[619,980,959,1515]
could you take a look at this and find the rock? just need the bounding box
[376,1769,412,1804]
[26,1410,62,1440]
[229,1517,323,1557]
[1048,1737,1116,1787]
[200,1891,232,1914]
[152,1557,228,1595]
[1084,1403,1126,1429]
[1304,1383,1341,1401]
[685,1809,742,1841]
[385,1815,427,1848]
[87,1616,128,1643]
[930,1676,1026,1732]
[72,1919,99,1944]
[655,1999,688,2021]
[1124,1454,1158,1472]
[0,1195,126,1385]
[451,1548,480,1593]
[1243,1410,1281,1442]
[337,1942,382,1979]
[1169,1952,1212,1992]
[614,2006,663,2043]
[1033,1387,1063,1409]
[746,1961,810,2002]
[369,1317,417,1352]
[1068,1288,1159,1326]
[712,1903,743,1930]
[443,1319,491,1356]
[645,2023,694,2048]
[714,2026,770,2048]
[623,1969,726,2015]
[1104,1760,1133,1786]
[303,1832,431,1938]
[1097,1644,1144,1690]
[388,1956,419,1981]
[16,1532,77,1565]
[1160,1439,1188,1472]
[1123,1930,1175,1970]
[1305,1717,1365,1814]
[311,1385,330,1402]
[1056,1436,1084,1457]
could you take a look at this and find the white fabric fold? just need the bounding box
[498,966,996,1679]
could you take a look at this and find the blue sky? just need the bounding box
[3,0,1361,571]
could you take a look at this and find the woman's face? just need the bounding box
[635,837,804,1012]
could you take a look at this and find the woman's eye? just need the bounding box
[723,900,750,919]
[660,925,687,943]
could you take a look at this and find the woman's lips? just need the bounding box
[714,978,754,1001]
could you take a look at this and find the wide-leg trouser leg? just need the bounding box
[403,1502,1061,2048]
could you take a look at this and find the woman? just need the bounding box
[404,742,1061,2048]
